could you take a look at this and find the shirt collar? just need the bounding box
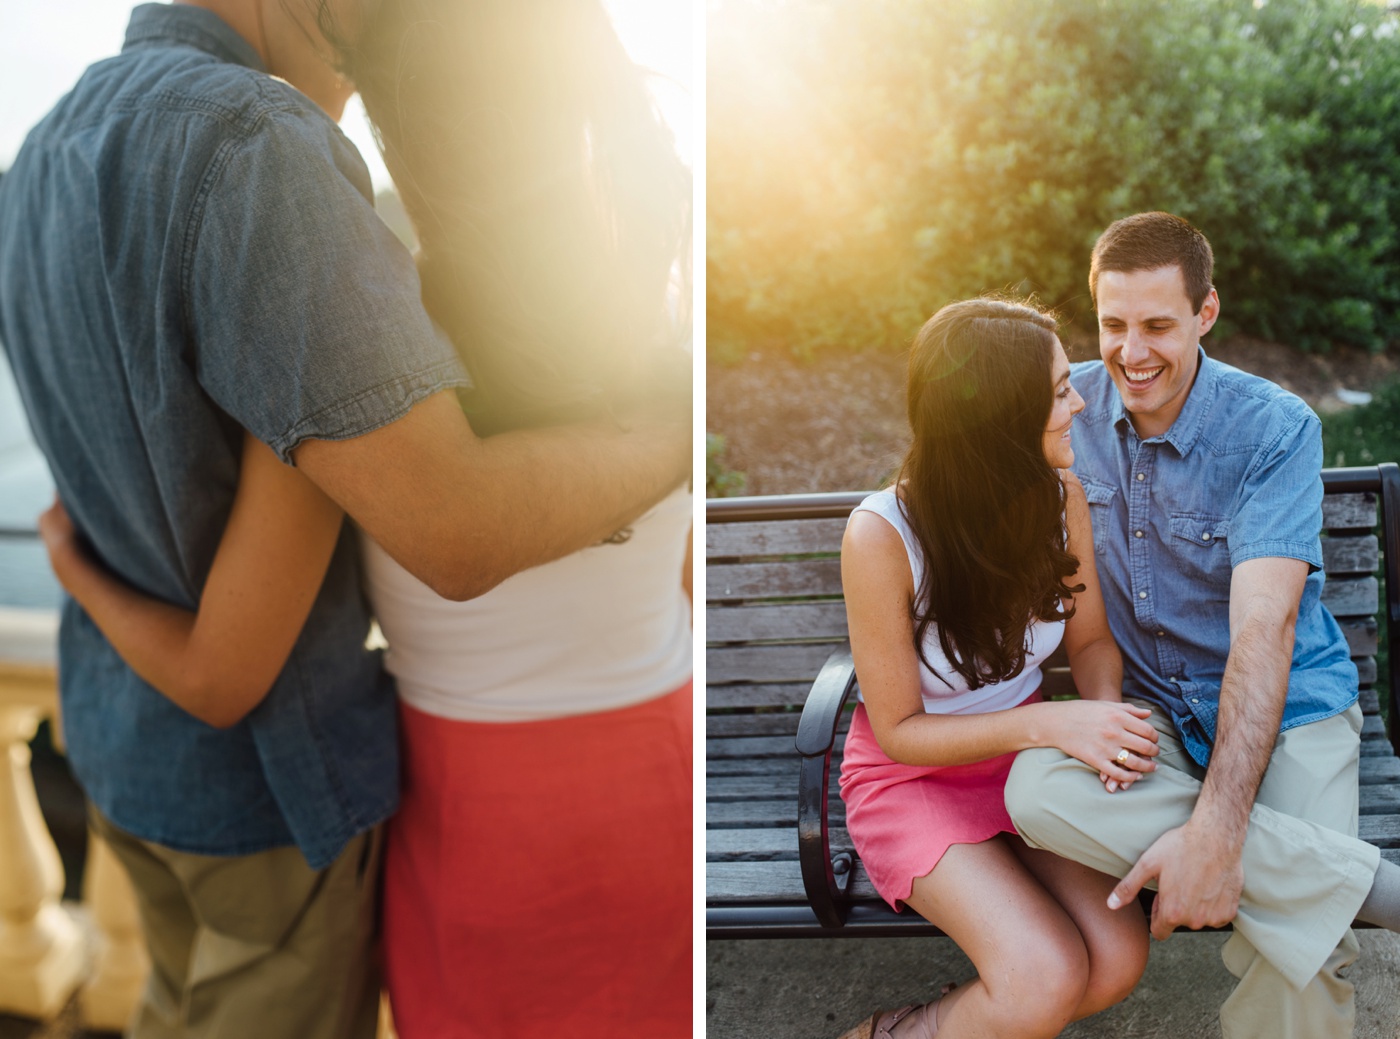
[1111,344,1216,457]
[124,3,267,73]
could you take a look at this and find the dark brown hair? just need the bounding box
[331,0,692,434]
[1089,211,1214,314]
[900,298,1082,688]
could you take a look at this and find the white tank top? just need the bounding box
[359,485,692,722]
[849,489,1063,715]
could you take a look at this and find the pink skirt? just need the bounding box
[839,690,1041,910]
[382,682,692,1039]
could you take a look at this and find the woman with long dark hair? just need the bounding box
[838,299,1153,1039]
[341,5,692,1035]
[38,2,691,1036]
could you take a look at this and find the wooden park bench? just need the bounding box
[706,463,1400,938]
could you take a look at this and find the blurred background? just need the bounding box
[706,0,1400,498]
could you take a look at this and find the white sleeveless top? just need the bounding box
[359,485,692,722]
[850,489,1063,715]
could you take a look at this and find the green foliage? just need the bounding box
[709,0,1400,357]
[1320,380,1400,470]
[706,432,748,497]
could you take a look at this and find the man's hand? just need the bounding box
[1107,820,1245,941]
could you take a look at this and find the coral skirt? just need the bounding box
[839,690,1041,910]
[382,681,692,1039]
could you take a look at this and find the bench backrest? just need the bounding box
[707,467,1400,747]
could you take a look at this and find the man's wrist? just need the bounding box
[1186,804,1247,855]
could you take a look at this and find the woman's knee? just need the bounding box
[981,932,1089,1035]
[1081,930,1149,1014]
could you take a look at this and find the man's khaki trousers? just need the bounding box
[90,809,383,1039]
[1005,702,1379,1039]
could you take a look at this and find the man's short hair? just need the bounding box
[1089,212,1214,314]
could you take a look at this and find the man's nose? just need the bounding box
[1120,330,1152,365]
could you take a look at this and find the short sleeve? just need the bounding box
[185,106,468,462]
[1228,412,1325,571]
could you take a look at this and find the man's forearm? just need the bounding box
[435,417,690,595]
[296,391,690,601]
[1194,610,1295,842]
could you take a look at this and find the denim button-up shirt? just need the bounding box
[1070,348,1357,767]
[0,5,467,867]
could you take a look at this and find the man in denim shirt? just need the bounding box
[1005,213,1386,1038]
[0,2,688,1037]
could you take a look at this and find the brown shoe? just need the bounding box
[838,999,941,1039]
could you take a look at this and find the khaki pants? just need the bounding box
[1005,702,1379,1039]
[90,809,383,1039]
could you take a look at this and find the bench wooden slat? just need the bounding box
[706,601,851,643]
[1322,535,1379,575]
[708,772,838,803]
[1361,787,1400,815]
[708,559,843,601]
[708,642,846,684]
[1323,493,1378,530]
[708,757,809,777]
[1357,658,1378,686]
[706,518,848,558]
[707,710,850,738]
[707,799,846,828]
[707,859,878,903]
[706,682,819,709]
[1322,576,1378,617]
[1361,757,1400,785]
[707,826,853,861]
[1342,617,1380,657]
[1359,816,1400,848]
[707,735,819,759]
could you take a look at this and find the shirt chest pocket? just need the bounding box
[1168,512,1231,589]
[1080,478,1117,555]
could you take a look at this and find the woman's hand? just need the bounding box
[1048,699,1159,793]
[37,497,83,585]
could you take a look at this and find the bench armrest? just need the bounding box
[1381,462,1400,756]
[795,645,859,928]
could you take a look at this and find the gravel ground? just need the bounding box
[707,930,1400,1039]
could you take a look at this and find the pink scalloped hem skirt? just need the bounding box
[839,689,1042,910]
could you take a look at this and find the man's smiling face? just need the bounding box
[1096,265,1219,439]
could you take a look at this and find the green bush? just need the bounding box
[706,432,748,498]
[709,0,1400,358]
[1321,380,1400,470]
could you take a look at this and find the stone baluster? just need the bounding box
[0,643,85,1020]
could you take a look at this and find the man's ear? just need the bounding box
[1196,288,1220,338]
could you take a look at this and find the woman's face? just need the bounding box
[1042,338,1084,469]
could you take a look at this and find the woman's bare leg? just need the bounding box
[896,835,1092,1039]
[1006,839,1150,1020]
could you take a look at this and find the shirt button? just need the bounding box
[1191,697,1200,704]
[1156,630,1165,637]
[1134,530,1144,538]
[1138,591,1148,599]
[1201,532,1211,541]
[1136,472,1145,481]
